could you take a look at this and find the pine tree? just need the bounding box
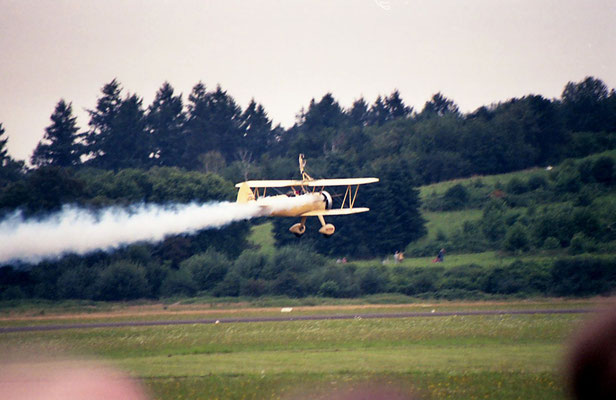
[84,80,149,169]
[147,82,186,167]
[0,123,8,166]
[348,98,370,126]
[83,79,123,168]
[0,123,24,187]
[421,92,460,118]
[31,99,82,167]
[184,83,242,165]
[368,96,388,126]
[385,90,412,119]
[110,94,149,169]
[239,99,272,158]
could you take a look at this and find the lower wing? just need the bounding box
[300,208,369,216]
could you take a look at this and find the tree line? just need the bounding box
[0,76,616,301]
[0,76,614,182]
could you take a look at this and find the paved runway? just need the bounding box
[0,308,591,333]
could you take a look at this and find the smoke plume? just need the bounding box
[0,195,314,264]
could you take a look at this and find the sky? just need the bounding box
[1,0,615,162]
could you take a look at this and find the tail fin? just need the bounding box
[236,182,254,203]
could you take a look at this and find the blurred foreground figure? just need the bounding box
[0,359,149,400]
[567,306,616,400]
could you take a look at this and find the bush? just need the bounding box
[592,156,615,185]
[442,184,470,210]
[543,236,561,250]
[568,232,597,255]
[550,257,616,296]
[318,280,341,297]
[160,268,197,297]
[359,266,389,294]
[94,261,150,300]
[503,223,530,252]
[506,178,528,194]
[527,175,548,190]
[180,249,231,291]
[232,250,268,280]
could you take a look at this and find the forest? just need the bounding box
[0,76,615,301]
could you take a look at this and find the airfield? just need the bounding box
[0,299,601,399]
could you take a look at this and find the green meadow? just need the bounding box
[0,301,594,399]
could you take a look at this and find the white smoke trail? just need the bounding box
[0,194,317,264]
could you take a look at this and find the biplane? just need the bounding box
[235,154,378,237]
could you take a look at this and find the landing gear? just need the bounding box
[289,215,336,238]
[317,215,335,238]
[289,217,307,237]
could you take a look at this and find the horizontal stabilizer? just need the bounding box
[300,207,370,217]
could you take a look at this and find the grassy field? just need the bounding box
[247,221,276,255]
[354,251,560,269]
[0,300,598,399]
[418,167,550,201]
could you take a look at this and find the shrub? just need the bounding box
[94,261,150,300]
[318,280,341,297]
[506,178,528,194]
[503,223,530,252]
[359,266,389,294]
[550,257,616,296]
[442,184,469,210]
[592,156,615,185]
[568,232,597,255]
[160,268,197,297]
[232,250,268,280]
[543,236,561,250]
[180,249,231,291]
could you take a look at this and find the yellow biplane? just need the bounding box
[235,154,378,237]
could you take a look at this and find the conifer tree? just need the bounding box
[83,79,123,168]
[0,123,9,166]
[348,98,370,127]
[239,99,272,158]
[31,99,82,167]
[368,96,388,126]
[184,83,242,165]
[83,80,149,169]
[385,90,412,119]
[147,82,186,167]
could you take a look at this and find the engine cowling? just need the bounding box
[322,191,333,210]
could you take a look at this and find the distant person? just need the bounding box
[433,248,445,263]
[394,251,403,263]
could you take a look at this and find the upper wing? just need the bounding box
[235,180,304,188]
[306,178,379,187]
[235,178,379,188]
[300,207,370,217]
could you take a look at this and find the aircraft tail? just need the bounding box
[236,182,253,203]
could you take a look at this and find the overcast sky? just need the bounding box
[1,0,615,161]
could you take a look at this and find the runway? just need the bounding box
[0,308,591,333]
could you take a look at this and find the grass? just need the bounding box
[247,221,276,256]
[418,167,550,201]
[422,209,482,240]
[0,301,595,399]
